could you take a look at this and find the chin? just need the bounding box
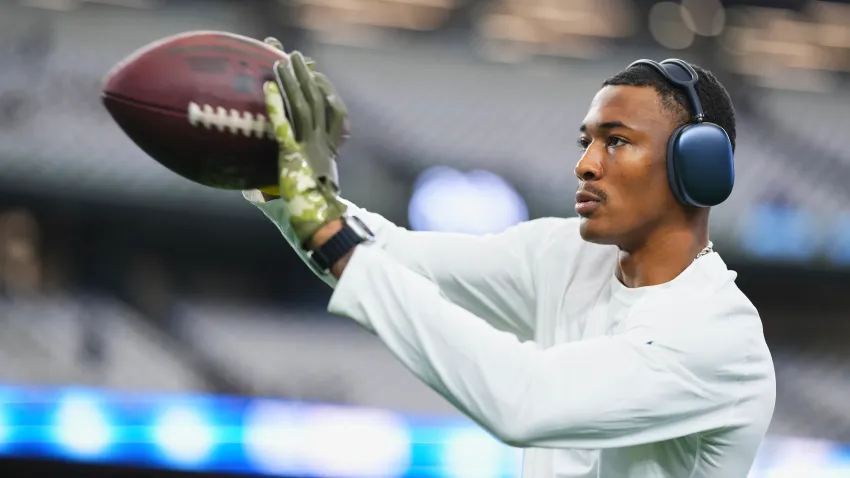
[578,216,619,245]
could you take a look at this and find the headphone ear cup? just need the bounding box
[666,124,690,206]
[667,123,734,207]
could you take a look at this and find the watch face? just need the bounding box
[348,216,376,241]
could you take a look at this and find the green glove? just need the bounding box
[259,38,316,197]
[263,37,348,193]
[263,53,347,248]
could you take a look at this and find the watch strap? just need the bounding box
[310,221,366,272]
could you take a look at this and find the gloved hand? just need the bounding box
[262,47,348,248]
[258,37,349,197]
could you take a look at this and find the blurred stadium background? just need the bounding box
[0,0,848,476]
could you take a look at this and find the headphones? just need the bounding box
[627,59,734,208]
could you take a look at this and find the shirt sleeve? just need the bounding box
[328,245,749,449]
[243,190,338,288]
[245,191,556,339]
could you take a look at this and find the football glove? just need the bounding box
[263,51,348,247]
[258,37,349,198]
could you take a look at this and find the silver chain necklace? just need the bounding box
[694,241,714,261]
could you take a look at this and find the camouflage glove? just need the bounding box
[259,37,348,197]
[263,53,347,248]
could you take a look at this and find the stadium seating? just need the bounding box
[176,301,457,414]
[0,295,207,392]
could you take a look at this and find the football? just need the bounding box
[102,31,289,190]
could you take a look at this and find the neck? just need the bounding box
[615,222,710,289]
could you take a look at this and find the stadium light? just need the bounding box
[52,393,113,458]
[0,385,843,476]
[720,3,850,82]
[409,166,529,235]
[474,0,636,59]
[298,406,411,478]
[649,2,695,50]
[293,0,459,33]
[242,400,305,475]
[152,404,215,467]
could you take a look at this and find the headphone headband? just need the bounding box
[628,59,705,123]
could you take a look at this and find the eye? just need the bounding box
[607,136,628,148]
[577,137,590,150]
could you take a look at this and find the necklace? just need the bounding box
[695,241,714,261]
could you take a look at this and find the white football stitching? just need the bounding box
[187,101,274,139]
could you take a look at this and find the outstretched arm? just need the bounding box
[324,243,760,449]
[249,191,543,339]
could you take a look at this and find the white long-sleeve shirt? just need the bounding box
[245,191,776,478]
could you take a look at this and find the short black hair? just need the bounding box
[602,62,736,153]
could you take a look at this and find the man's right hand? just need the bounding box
[259,37,349,197]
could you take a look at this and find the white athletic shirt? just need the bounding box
[245,191,776,478]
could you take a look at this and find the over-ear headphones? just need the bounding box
[627,59,734,208]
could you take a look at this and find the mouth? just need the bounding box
[575,190,602,217]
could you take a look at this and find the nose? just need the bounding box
[575,148,603,182]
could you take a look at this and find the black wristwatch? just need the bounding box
[308,216,375,274]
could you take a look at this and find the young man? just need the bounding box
[246,40,776,477]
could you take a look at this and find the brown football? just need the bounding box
[102,31,289,190]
